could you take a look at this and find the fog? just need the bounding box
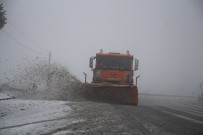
[0,0,203,96]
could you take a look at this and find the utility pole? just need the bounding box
[48,51,51,67]
[47,51,52,91]
[199,82,203,102]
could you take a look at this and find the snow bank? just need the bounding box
[0,59,84,101]
[0,92,13,100]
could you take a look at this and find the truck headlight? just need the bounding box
[125,74,130,83]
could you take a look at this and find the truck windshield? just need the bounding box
[96,55,131,70]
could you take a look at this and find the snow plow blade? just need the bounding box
[83,84,138,106]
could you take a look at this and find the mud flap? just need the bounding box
[84,86,138,106]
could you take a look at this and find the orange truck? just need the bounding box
[83,50,139,105]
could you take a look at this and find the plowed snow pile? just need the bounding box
[0,59,84,101]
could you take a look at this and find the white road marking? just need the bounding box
[166,106,203,117]
[169,102,203,111]
[152,107,203,124]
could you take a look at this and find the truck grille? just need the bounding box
[104,78,121,84]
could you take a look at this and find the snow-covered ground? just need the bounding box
[0,60,85,135]
[0,99,83,135]
[0,92,13,100]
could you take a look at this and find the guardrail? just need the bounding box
[138,93,198,105]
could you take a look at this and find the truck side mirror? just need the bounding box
[89,56,96,68]
[134,58,139,71]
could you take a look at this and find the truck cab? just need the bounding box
[89,50,138,86]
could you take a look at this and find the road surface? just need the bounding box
[0,98,203,135]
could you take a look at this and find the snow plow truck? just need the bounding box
[83,49,139,105]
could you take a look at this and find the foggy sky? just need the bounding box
[0,0,203,96]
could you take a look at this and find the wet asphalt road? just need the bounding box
[60,101,203,135]
[114,103,203,135]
